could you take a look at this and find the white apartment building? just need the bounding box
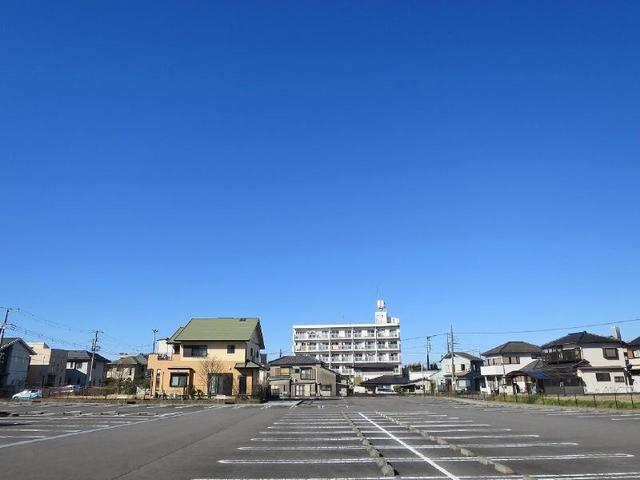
[292,299,401,381]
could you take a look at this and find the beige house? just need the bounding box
[269,355,341,397]
[26,343,68,388]
[106,354,148,382]
[148,317,265,398]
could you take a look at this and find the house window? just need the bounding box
[184,345,207,357]
[595,372,611,382]
[300,368,314,380]
[170,373,188,387]
[74,361,83,369]
[603,348,619,360]
[460,364,466,371]
[614,376,625,383]
[227,345,235,354]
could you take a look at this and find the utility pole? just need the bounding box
[426,335,432,370]
[449,325,456,396]
[152,329,159,354]
[0,308,17,364]
[87,330,102,388]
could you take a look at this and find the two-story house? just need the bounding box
[106,354,148,382]
[439,352,482,392]
[269,355,342,397]
[26,342,68,388]
[625,336,640,392]
[147,317,265,398]
[539,331,628,394]
[480,341,541,395]
[0,338,36,394]
[65,350,110,387]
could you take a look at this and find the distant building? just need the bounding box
[504,331,629,394]
[438,352,482,392]
[65,350,110,387]
[106,354,148,382]
[26,342,68,388]
[0,338,35,394]
[360,374,409,394]
[269,355,344,397]
[480,341,541,395]
[292,299,401,381]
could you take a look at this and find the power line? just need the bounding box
[456,317,640,336]
[401,317,640,342]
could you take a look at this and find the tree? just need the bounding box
[198,356,233,397]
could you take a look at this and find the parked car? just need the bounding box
[12,389,42,400]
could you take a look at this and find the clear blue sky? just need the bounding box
[2,2,639,361]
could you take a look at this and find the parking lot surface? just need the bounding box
[0,396,638,480]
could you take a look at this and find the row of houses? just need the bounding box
[382,330,640,396]
[0,338,149,395]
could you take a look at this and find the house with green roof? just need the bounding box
[148,317,266,399]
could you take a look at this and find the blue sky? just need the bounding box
[2,2,639,361]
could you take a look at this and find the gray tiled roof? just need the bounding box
[482,341,541,356]
[66,350,110,363]
[441,351,482,362]
[541,331,622,349]
[269,355,323,367]
[361,375,409,386]
[627,336,640,347]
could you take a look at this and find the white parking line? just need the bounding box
[0,406,209,449]
[440,434,539,439]
[358,412,461,480]
[192,474,640,480]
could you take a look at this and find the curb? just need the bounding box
[380,413,516,477]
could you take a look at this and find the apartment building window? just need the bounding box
[300,368,314,380]
[227,345,236,354]
[595,372,611,382]
[603,348,619,360]
[170,373,188,387]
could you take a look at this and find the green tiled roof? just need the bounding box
[169,317,264,348]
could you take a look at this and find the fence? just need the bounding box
[456,391,638,409]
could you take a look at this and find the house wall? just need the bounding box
[480,354,537,394]
[65,359,107,387]
[578,369,628,394]
[149,340,260,397]
[27,344,67,387]
[106,364,146,382]
[1,343,32,391]
[580,344,626,368]
[269,364,337,397]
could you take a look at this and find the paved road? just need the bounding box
[0,396,638,479]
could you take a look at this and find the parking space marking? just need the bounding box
[0,406,210,449]
[358,412,461,480]
[192,474,640,480]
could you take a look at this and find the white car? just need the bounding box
[11,389,42,400]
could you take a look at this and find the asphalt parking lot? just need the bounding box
[0,396,638,480]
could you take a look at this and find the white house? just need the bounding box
[0,338,36,394]
[480,341,541,395]
[65,350,110,387]
[438,352,482,392]
[540,331,628,394]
